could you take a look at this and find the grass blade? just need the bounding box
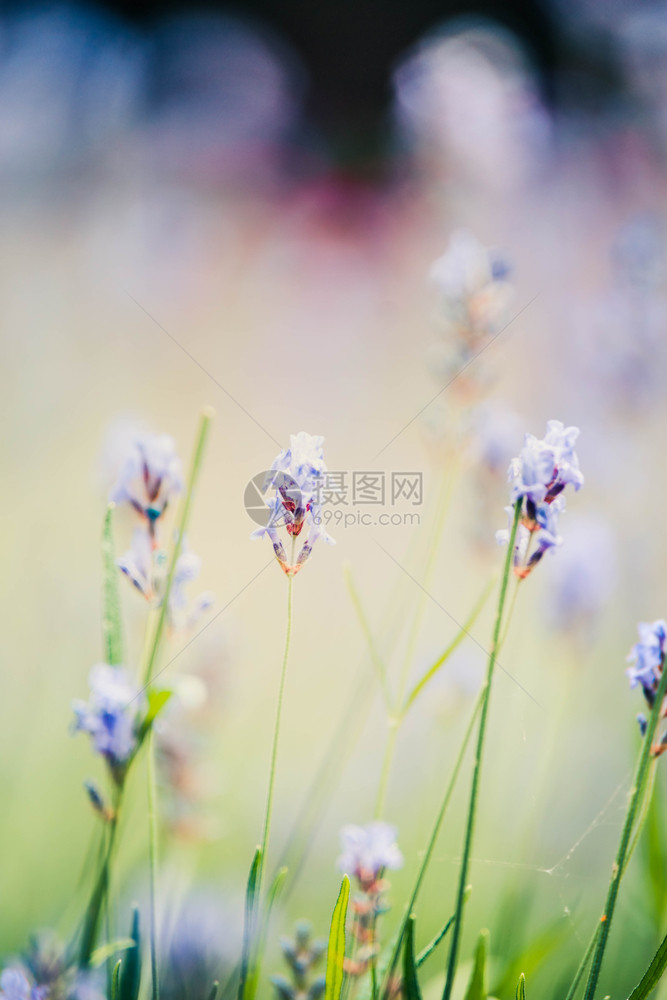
[120,904,141,1000]
[238,847,262,1000]
[402,916,423,1000]
[464,930,489,1000]
[89,938,135,967]
[627,929,667,1000]
[137,689,173,747]
[208,983,220,1000]
[325,875,350,1000]
[516,973,526,1000]
[111,961,122,1000]
[416,914,455,968]
[102,504,124,666]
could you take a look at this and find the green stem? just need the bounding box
[242,572,295,1000]
[375,720,400,820]
[582,661,667,1000]
[441,499,521,1000]
[259,574,294,894]
[147,730,161,1000]
[381,686,484,998]
[79,787,123,967]
[563,926,599,1000]
[141,407,213,688]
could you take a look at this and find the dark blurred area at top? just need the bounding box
[0,0,655,181]
[105,0,564,170]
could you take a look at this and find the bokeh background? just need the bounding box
[3,0,667,996]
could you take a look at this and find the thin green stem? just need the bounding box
[345,563,393,714]
[375,720,400,820]
[79,786,123,967]
[582,661,667,1000]
[381,686,483,998]
[563,926,599,1000]
[141,407,213,688]
[147,730,161,1000]
[623,757,658,877]
[242,572,295,1000]
[441,499,521,1000]
[259,573,294,894]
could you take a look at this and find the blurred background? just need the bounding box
[2,0,667,996]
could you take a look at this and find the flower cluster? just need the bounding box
[337,822,403,978]
[72,664,144,781]
[428,231,514,382]
[117,530,213,629]
[497,420,583,578]
[109,432,183,531]
[110,429,212,628]
[251,432,335,576]
[0,935,104,1000]
[271,922,326,1000]
[627,620,667,755]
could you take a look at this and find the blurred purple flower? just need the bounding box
[72,664,144,773]
[338,822,403,885]
[118,531,213,628]
[429,230,514,345]
[0,970,46,1000]
[109,432,182,529]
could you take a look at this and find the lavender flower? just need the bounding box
[627,621,667,705]
[0,970,45,1000]
[627,620,667,755]
[72,664,144,776]
[430,231,513,334]
[118,531,213,627]
[508,420,583,505]
[251,432,335,576]
[109,431,183,528]
[498,420,583,578]
[429,230,513,361]
[338,822,403,886]
[117,527,154,596]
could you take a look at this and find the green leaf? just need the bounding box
[102,505,124,665]
[402,916,423,1000]
[208,983,220,1000]
[416,914,455,968]
[119,904,141,1000]
[325,875,350,1000]
[111,961,122,1000]
[238,846,262,1000]
[463,930,489,1000]
[516,973,526,1000]
[627,928,667,999]
[137,689,173,745]
[89,938,136,968]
